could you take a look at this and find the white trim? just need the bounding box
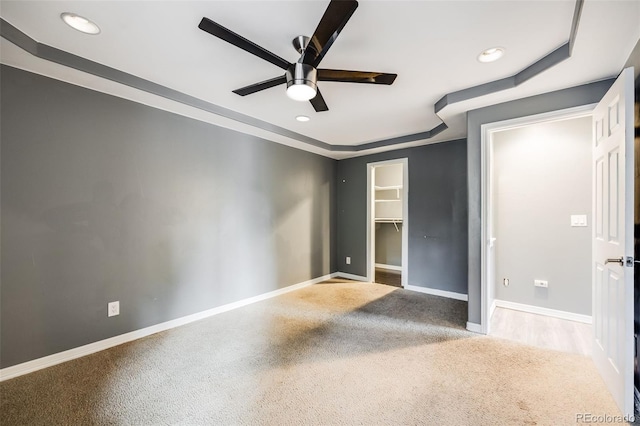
[374,263,402,272]
[405,285,468,301]
[335,272,369,282]
[367,163,373,282]
[479,103,597,334]
[0,273,335,382]
[366,158,409,288]
[494,299,592,324]
[466,322,483,333]
[490,299,497,318]
[482,104,597,134]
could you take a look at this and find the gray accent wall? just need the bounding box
[0,65,337,368]
[466,79,615,324]
[337,140,467,294]
[493,116,592,315]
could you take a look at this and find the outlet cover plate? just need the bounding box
[534,280,548,288]
[108,301,120,317]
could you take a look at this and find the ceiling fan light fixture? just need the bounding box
[286,63,317,101]
[478,47,505,63]
[60,12,100,34]
[287,84,317,102]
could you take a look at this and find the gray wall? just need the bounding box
[375,223,402,266]
[0,65,337,368]
[493,117,592,315]
[466,79,615,324]
[337,140,467,294]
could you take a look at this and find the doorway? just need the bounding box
[486,112,594,356]
[367,159,408,287]
[480,104,596,333]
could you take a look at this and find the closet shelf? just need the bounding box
[375,218,403,223]
[375,199,401,203]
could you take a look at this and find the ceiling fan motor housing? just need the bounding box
[199,1,395,110]
[286,63,318,93]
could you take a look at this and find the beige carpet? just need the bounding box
[0,279,623,425]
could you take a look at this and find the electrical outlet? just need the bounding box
[534,280,548,288]
[346,257,351,265]
[503,278,509,287]
[108,301,120,317]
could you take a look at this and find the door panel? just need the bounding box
[595,263,604,348]
[596,159,604,239]
[609,149,619,242]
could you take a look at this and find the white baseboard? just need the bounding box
[489,299,497,318]
[335,272,369,282]
[0,273,335,382]
[404,285,468,301]
[466,322,483,334]
[374,263,402,272]
[494,299,592,324]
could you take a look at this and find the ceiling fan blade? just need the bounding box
[301,0,358,68]
[309,89,329,112]
[233,75,287,96]
[199,17,291,70]
[317,69,397,85]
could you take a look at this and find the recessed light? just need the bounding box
[60,13,101,35]
[296,115,310,122]
[478,47,505,63]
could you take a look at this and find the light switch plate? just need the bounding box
[570,215,587,227]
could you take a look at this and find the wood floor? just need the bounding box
[490,307,592,357]
[374,267,402,287]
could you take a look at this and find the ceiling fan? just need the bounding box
[198,0,397,112]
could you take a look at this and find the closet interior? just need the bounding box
[374,163,403,287]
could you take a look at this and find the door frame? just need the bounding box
[479,104,596,334]
[366,158,409,286]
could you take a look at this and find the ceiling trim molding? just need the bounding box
[365,0,583,151]
[569,0,585,55]
[434,43,572,115]
[0,18,332,152]
[0,1,582,153]
[333,122,449,152]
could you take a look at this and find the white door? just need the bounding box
[592,67,634,417]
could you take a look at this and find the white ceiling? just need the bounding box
[1,1,639,158]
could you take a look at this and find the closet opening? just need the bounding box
[366,159,408,288]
